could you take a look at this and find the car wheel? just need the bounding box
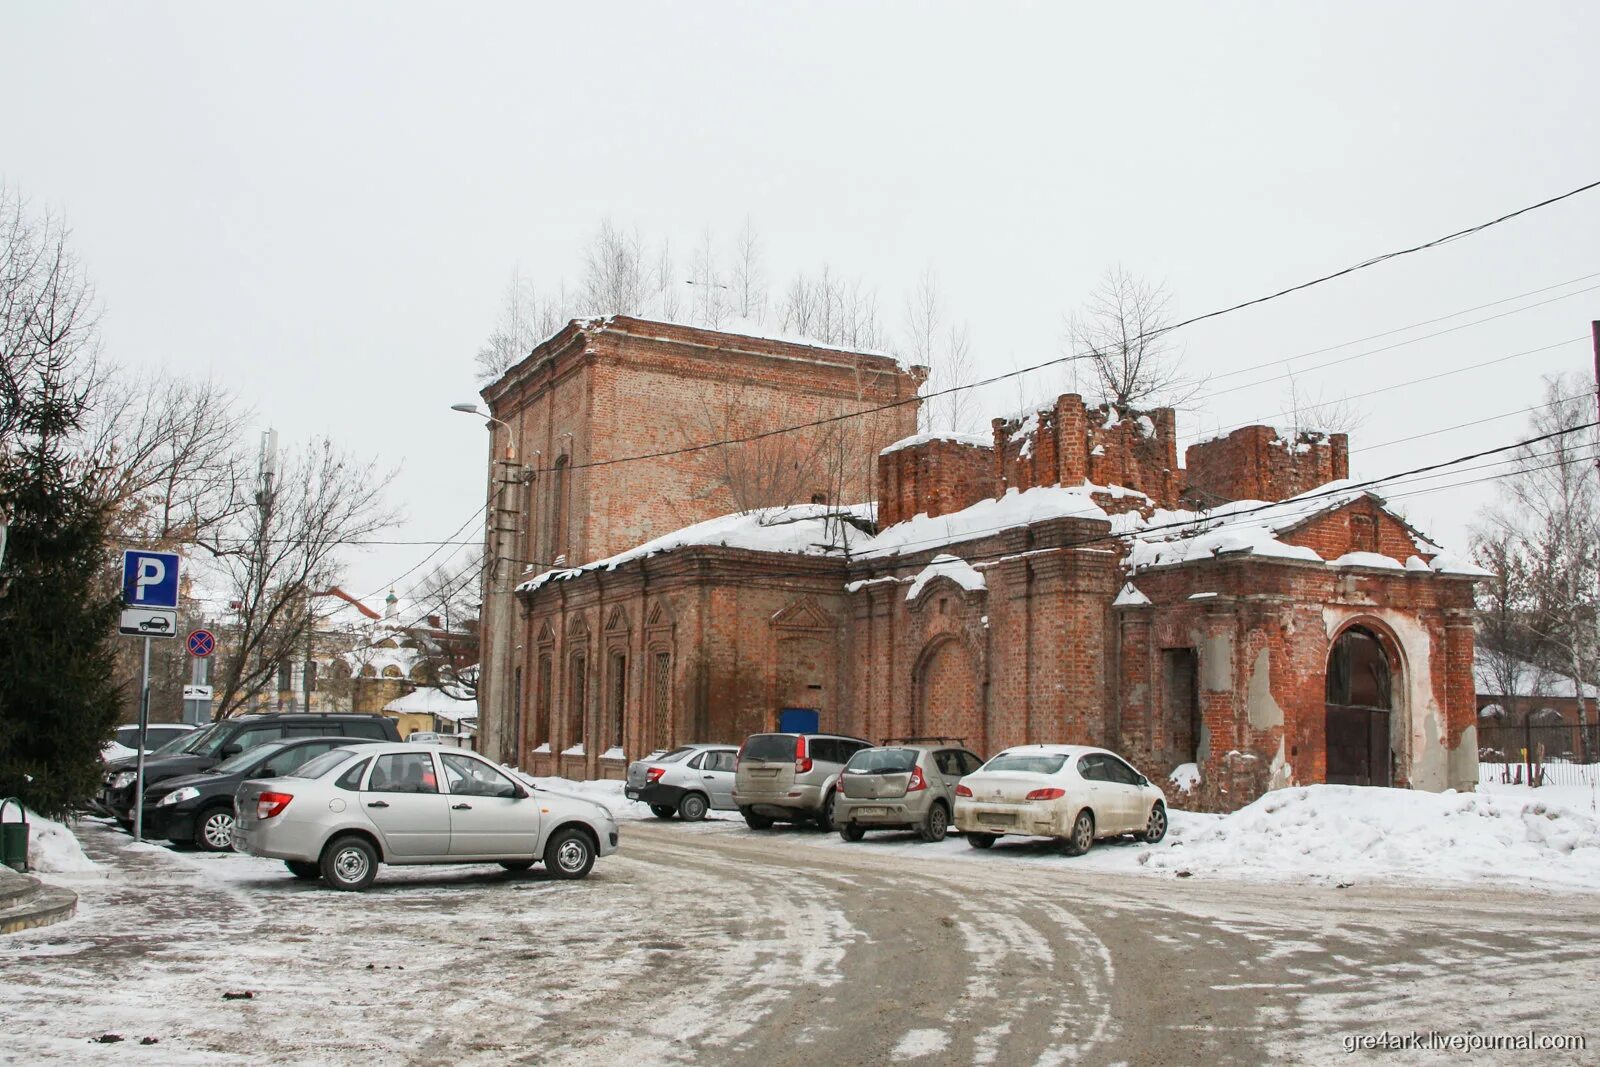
[677,793,709,821]
[649,804,676,819]
[320,835,379,891]
[1062,810,1095,856]
[839,822,866,842]
[1138,802,1168,844]
[194,806,236,852]
[499,858,537,872]
[967,832,996,850]
[285,860,320,881]
[544,828,596,880]
[919,802,950,843]
[816,791,836,831]
[741,808,774,831]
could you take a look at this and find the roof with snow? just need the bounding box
[1474,652,1598,700]
[880,431,992,456]
[383,686,479,722]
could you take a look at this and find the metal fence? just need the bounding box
[1478,722,1599,788]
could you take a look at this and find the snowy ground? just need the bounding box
[5,782,1599,1064]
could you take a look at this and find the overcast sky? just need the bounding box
[3,2,1597,605]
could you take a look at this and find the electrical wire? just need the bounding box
[511,178,1600,476]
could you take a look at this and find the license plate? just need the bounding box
[980,811,1017,826]
[854,806,888,816]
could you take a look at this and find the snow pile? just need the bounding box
[1138,785,1600,892]
[1168,763,1201,792]
[880,431,991,456]
[521,503,871,592]
[15,811,103,879]
[1113,582,1152,607]
[905,555,986,601]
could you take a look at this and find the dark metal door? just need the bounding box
[1325,705,1392,786]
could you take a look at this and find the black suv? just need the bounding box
[100,713,401,827]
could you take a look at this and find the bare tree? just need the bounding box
[673,383,836,516]
[1471,528,1540,726]
[82,371,253,545]
[403,547,483,700]
[0,185,101,452]
[780,266,884,349]
[1066,266,1200,410]
[1282,368,1367,438]
[688,226,728,329]
[904,268,978,433]
[579,220,648,317]
[198,437,398,717]
[730,217,766,322]
[1479,373,1600,732]
[476,269,568,381]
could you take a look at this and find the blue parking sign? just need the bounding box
[121,550,181,610]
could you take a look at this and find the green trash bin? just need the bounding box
[0,798,28,873]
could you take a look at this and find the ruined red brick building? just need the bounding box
[477,320,1481,811]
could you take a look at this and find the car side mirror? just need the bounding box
[261,765,280,777]
[220,743,243,758]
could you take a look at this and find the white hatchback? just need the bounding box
[233,743,619,890]
[953,745,1168,855]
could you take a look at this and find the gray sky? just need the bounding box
[3,2,1597,603]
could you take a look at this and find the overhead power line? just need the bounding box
[510,178,1600,476]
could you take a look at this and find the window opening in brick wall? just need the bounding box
[1350,513,1378,554]
[535,653,553,746]
[512,665,524,758]
[1325,627,1394,787]
[1162,648,1200,764]
[607,651,627,753]
[566,650,587,747]
[649,651,672,750]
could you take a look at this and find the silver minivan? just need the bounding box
[731,732,872,830]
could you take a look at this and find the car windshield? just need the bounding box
[845,748,918,774]
[172,723,221,755]
[151,727,203,755]
[652,747,695,764]
[742,735,797,761]
[212,740,290,776]
[289,748,360,781]
[983,752,1070,775]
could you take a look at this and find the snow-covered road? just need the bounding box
[3,816,1598,1065]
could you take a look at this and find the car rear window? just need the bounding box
[983,752,1069,775]
[653,747,695,764]
[845,748,919,774]
[293,749,361,781]
[742,734,797,761]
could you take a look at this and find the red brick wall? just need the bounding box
[994,395,1179,507]
[1280,498,1428,563]
[1184,426,1349,505]
[877,437,996,527]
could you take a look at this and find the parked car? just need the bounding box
[140,736,383,851]
[833,741,985,843]
[953,745,1167,855]
[731,732,873,830]
[232,743,619,890]
[100,713,401,827]
[624,744,738,820]
[102,722,198,763]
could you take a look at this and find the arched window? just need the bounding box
[550,455,570,564]
[566,650,587,747]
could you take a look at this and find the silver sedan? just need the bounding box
[232,743,619,890]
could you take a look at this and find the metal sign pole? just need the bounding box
[133,635,151,843]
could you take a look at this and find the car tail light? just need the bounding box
[256,791,293,819]
[735,740,747,771]
[1025,787,1066,801]
[646,766,666,783]
[906,766,927,792]
[955,783,973,798]
[794,735,812,775]
[834,777,844,792]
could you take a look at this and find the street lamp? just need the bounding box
[451,402,514,460]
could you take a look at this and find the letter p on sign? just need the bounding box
[121,549,180,610]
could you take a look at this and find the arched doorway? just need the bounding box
[1324,626,1396,786]
[913,637,980,745]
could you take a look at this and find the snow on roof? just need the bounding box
[1113,582,1152,607]
[519,503,872,592]
[1474,652,1599,699]
[905,555,987,601]
[577,310,900,361]
[383,686,478,722]
[857,485,1111,561]
[880,431,992,456]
